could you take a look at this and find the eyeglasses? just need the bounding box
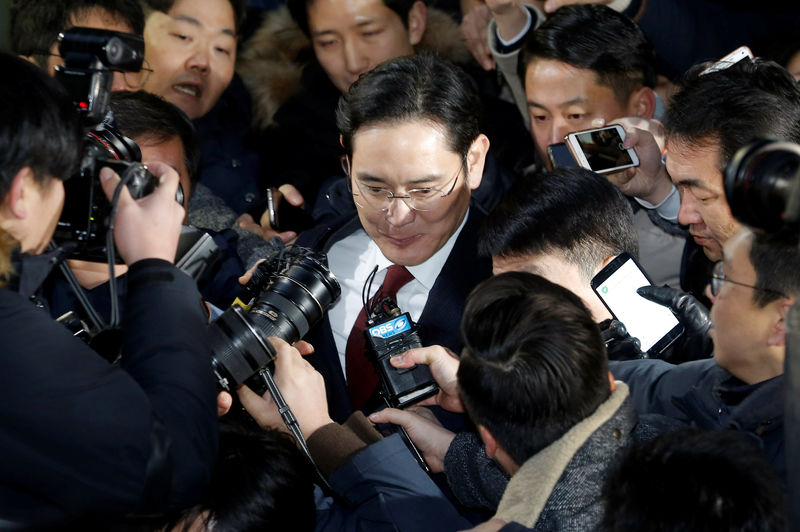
[710,261,786,298]
[111,59,154,90]
[341,155,465,212]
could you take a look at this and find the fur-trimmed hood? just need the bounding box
[237,5,471,129]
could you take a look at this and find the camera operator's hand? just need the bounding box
[368,407,455,473]
[99,161,184,265]
[238,337,331,436]
[637,285,714,359]
[390,345,464,412]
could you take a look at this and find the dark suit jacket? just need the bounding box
[295,206,492,422]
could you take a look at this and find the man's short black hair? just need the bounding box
[666,58,800,171]
[748,230,800,308]
[602,429,785,531]
[0,52,82,200]
[337,52,481,162]
[519,5,657,105]
[457,272,610,465]
[288,0,417,38]
[11,0,145,69]
[139,0,246,34]
[164,423,316,531]
[109,91,200,187]
[480,168,638,282]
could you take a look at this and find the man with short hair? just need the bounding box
[10,0,146,91]
[295,53,493,422]
[377,271,642,530]
[238,0,531,216]
[610,227,799,482]
[483,167,638,323]
[486,3,684,287]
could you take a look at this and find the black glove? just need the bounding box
[637,285,714,361]
[600,319,646,361]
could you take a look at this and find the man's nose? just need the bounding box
[343,39,369,76]
[110,71,129,92]
[385,196,415,226]
[677,188,703,226]
[186,47,210,74]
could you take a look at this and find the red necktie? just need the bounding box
[345,265,414,411]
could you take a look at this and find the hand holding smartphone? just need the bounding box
[591,253,683,355]
[565,124,639,175]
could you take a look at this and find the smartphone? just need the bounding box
[591,253,684,354]
[547,142,578,168]
[266,188,315,233]
[564,125,639,174]
[700,46,753,76]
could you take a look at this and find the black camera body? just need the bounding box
[209,246,341,393]
[52,28,179,262]
[54,124,168,262]
[366,304,438,409]
[56,27,144,126]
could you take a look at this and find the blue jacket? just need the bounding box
[610,358,785,481]
[315,434,471,531]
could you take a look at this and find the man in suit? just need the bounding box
[295,53,493,422]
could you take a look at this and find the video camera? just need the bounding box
[725,139,800,236]
[52,28,178,262]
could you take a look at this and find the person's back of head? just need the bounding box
[11,0,145,70]
[109,91,201,189]
[336,52,481,160]
[519,4,657,101]
[0,52,81,201]
[667,57,800,168]
[457,271,610,466]
[602,428,785,531]
[166,422,316,531]
[480,167,638,282]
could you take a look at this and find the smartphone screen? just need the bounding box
[565,125,639,174]
[547,142,578,168]
[591,253,683,354]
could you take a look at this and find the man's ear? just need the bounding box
[626,86,656,120]
[3,167,35,220]
[407,1,427,47]
[465,134,490,191]
[477,424,498,459]
[767,298,795,347]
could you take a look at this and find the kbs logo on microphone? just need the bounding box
[369,315,412,339]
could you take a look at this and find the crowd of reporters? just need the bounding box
[2,0,800,529]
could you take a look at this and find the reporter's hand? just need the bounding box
[368,407,455,473]
[600,118,673,205]
[237,337,332,436]
[99,161,184,264]
[461,3,496,71]
[217,391,233,417]
[390,345,464,412]
[485,0,529,41]
[637,285,714,358]
[236,213,296,244]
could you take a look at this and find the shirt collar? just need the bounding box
[369,208,470,291]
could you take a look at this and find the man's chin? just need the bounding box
[694,236,723,262]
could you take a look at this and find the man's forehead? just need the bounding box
[666,138,723,188]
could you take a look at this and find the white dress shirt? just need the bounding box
[326,210,470,378]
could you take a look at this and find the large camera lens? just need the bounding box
[209,249,341,392]
[724,139,800,232]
